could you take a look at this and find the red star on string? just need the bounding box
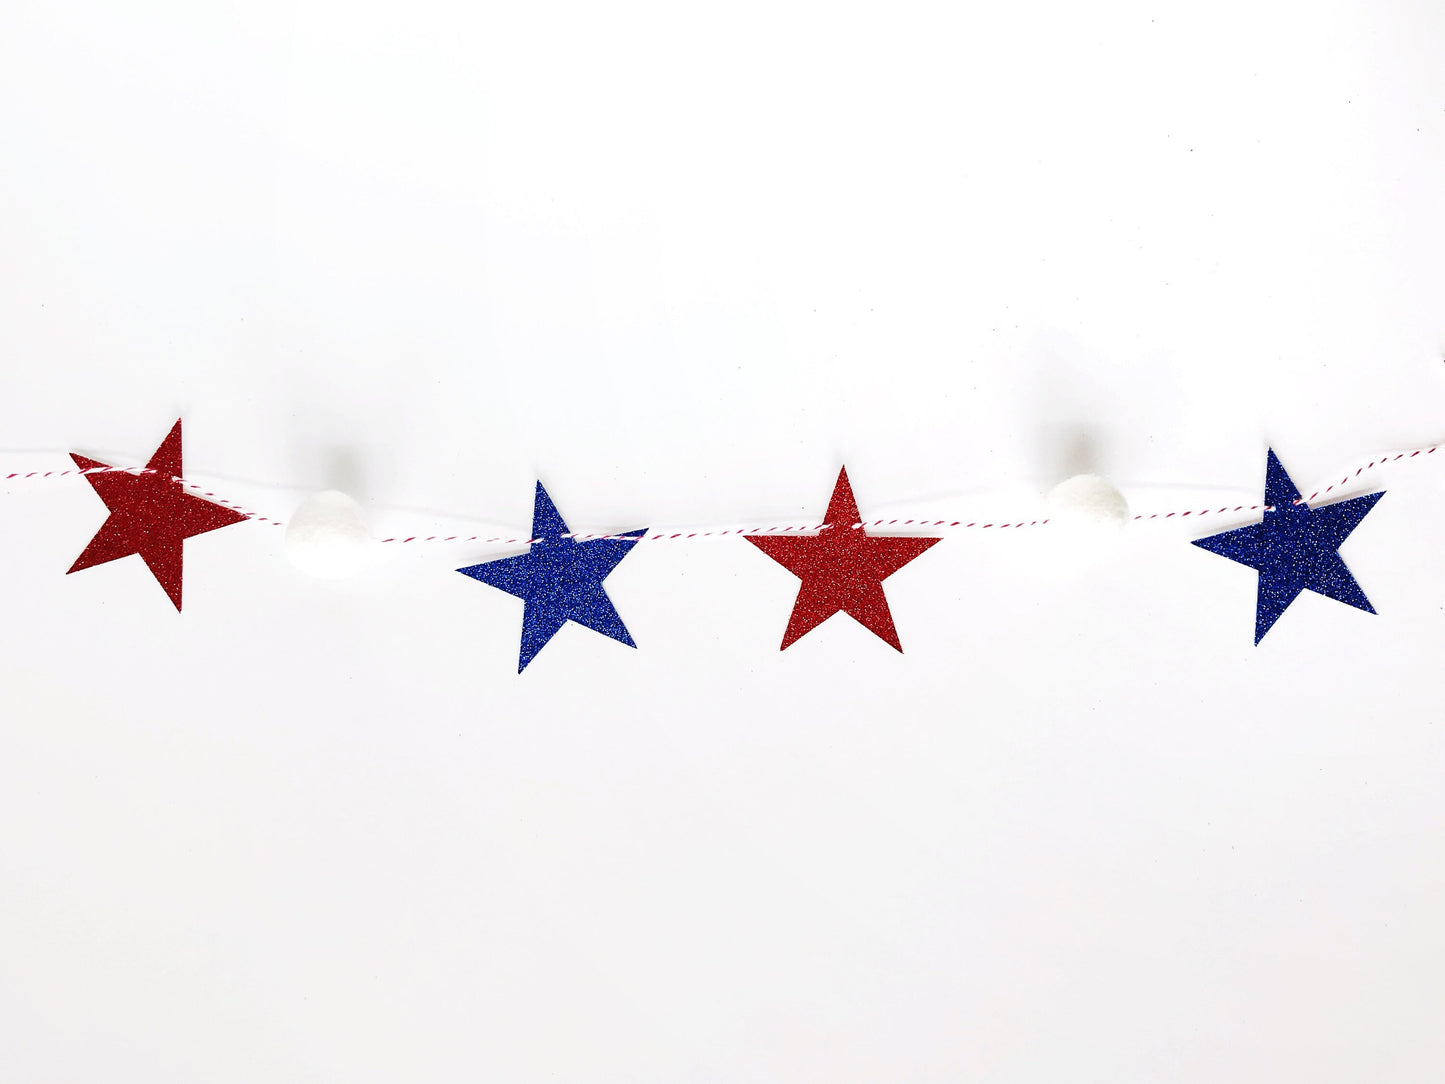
[747,467,941,651]
[68,419,249,610]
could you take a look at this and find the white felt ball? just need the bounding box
[285,490,374,578]
[1047,474,1129,533]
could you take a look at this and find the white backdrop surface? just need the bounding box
[3,2,1445,1080]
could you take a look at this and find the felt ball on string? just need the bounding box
[1047,474,1129,534]
[285,490,374,578]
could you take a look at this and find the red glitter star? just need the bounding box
[68,419,249,610]
[747,467,941,651]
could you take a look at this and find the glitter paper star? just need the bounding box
[1191,448,1383,644]
[746,467,941,651]
[68,419,250,611]
[457,482,646,672]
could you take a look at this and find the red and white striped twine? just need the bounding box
[1124,444,1440,521]
[7,442,1439,542]
[1295,444,1438,503]
[376,517,1053,545]
[1134,504,1272,522]
[0,466,286,527]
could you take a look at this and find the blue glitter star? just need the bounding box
[1191,449,1383,644]
[457,483,645,672]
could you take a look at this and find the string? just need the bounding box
[5,441,1439,541]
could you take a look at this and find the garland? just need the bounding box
[6,419,1429,671]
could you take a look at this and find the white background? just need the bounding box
[3,1,1445,1080]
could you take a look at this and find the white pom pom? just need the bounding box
[1047,474,1129,533]
[285,490,374,578]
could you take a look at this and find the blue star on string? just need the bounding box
[1191,449,1383,644]
[457,482,646,672]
